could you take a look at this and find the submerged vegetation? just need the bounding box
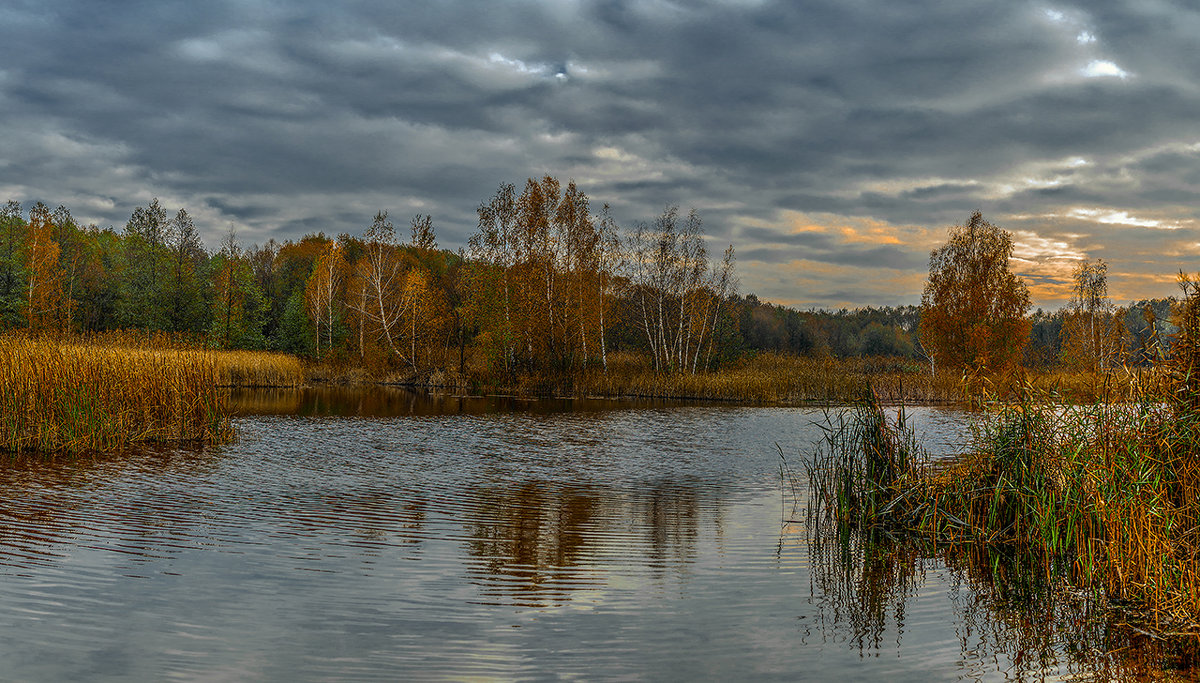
[0,333,301,454]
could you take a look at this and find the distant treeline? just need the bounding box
[0,183,1181,385]
[735,296,1179,369]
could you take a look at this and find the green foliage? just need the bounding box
[0,201,26,330]
[118,198,171,331]
[733,296,921,360]
[860,321,913,357]
[73,227,124,332]
[276,288,315,354]
[164,208,209,334]
[1123,298,1175,364]
[208,246,268,350]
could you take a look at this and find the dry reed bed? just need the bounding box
[214,350,304,387]
[806,386,1200,634]
[578,353,965,404]
[0,336,232,453]
[0,335,304,454]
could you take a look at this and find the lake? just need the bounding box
[0,387,1189,680]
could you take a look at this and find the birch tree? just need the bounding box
[595,203,620,372]
[305,240,346,358]
[1060,259,1122,369]
[467,183,518,374]
[918,211,1031,375]
[347,211,432,368]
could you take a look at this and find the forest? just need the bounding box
[0,178,1184,391]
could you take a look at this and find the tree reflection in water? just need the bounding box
[806,522,1200,680]
[462,480,702,607]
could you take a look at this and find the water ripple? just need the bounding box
[0,392,1133,680]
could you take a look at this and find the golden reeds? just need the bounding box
[0,332,303,454]
[0,334,231,453]
[214,349,304,387]
[570,352,966,404]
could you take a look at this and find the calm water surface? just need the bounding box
[0,388,1183,680]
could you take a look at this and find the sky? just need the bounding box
[2,0,1198,310]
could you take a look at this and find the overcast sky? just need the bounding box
[2,0,1197,309]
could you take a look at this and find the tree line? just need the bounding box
[918,211,1180,376]
[0,191,1182,381]
[0,178,744,385]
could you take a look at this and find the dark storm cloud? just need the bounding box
[1,0,1198,305]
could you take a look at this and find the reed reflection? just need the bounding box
[807,525,1200,680]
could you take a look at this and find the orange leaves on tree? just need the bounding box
[24,203,71,335]
[918,211,1031,376]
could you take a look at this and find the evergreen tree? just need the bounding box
[0,201,24,330]
[209,227,267,349]
[119,198,170,330]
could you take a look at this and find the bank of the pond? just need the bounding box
[305,351,1162,407]
[807,389,1200,636]
[0,334,303,454]
[306,353,970,404]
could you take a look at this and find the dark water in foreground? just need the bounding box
[0,388,1191,680]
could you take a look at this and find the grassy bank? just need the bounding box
[309,349,1165,405]
[578,353,964,403]
[309,352,970,404]
[805,382,1200,634]
[0,333,303,454]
